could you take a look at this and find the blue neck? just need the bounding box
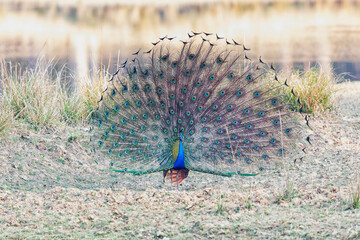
[173,140,185,169]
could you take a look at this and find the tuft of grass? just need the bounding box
[349,174,360,209]
[274,110,296,204]
[267,67,338,114]
[245,197,252,209]
[77,69,108,121]
[1,60,65,129]
[215,192,226,215]
[275,182,297,204]
[0,97,14,135]
[0,59,108,129]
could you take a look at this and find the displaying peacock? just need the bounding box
[93,32,297,185]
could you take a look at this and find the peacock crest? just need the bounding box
[93,32,296,184]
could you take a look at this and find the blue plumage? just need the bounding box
[173,140,185,170]
[93,32,296,184]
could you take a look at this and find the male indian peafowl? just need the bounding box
[93,32,297,185]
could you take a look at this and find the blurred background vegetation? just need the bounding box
[0,0,359,82]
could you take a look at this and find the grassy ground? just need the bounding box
[0,74,360,239]
[0,59,108,131]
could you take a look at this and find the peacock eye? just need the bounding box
[91,36,298,180]
[145,84,151,91]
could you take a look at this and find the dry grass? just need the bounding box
[0,97,14,135]
[265,66,339,114]
[350,173,360,209]
[1,60,65,129]
[282,67,338,114]
[61,70,108,124]
[77,69,109,121]
[0,59,108,132]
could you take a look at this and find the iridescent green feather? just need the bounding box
[93,33,297,177]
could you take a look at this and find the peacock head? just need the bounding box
[179,134,184,141]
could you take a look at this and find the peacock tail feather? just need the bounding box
[93,32,297,183]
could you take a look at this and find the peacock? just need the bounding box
[93,32,297,185]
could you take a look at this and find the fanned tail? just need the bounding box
[92,32,299,180]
